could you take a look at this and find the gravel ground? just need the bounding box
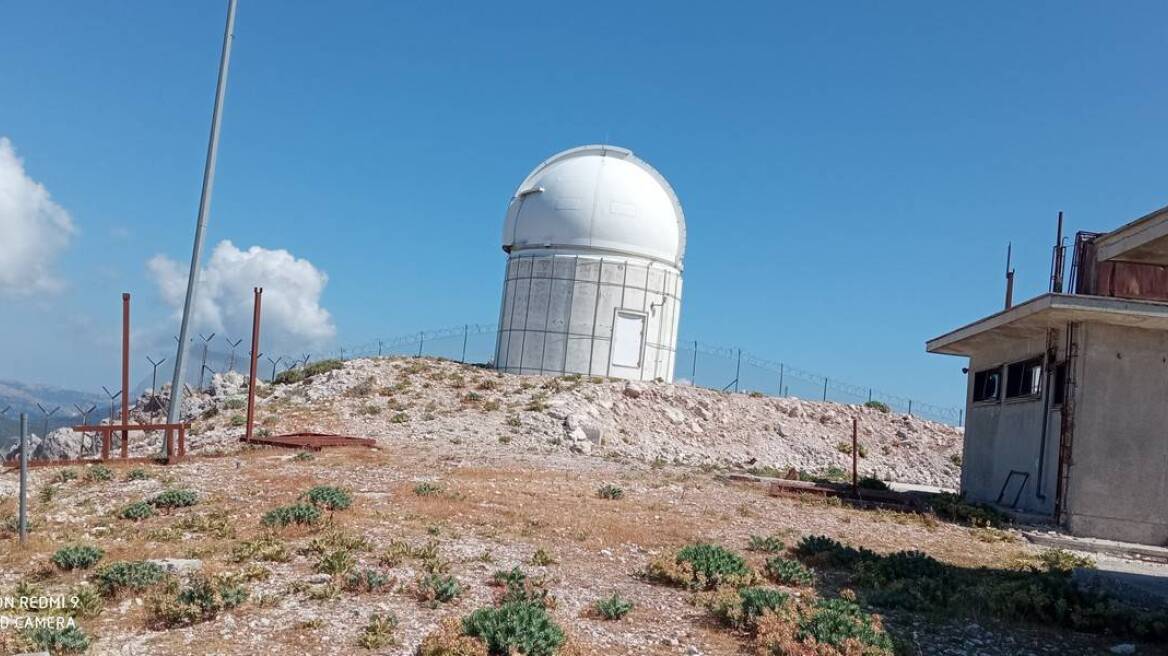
[0,358,1162,655]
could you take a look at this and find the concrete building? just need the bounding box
[494,145,685,382]
[928,205,1168,546]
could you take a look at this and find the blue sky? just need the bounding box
[1,1,1165,411]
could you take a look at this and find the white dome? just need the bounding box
[502,145,686,268]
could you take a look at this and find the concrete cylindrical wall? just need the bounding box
[494,252,682,381]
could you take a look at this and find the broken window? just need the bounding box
[972,367,1001,403]
[1005,357,1043,399]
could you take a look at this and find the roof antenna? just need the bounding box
[1050,211,1066,293]
[1004,242,1015,310]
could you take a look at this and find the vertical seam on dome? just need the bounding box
[585,155,607,251]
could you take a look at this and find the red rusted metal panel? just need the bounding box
[241,432,377,451]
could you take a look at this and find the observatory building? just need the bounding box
[494,145,685,382]
[928,204,1168,546]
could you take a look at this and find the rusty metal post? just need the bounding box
[851,417,859,495]
[121,293,131,454]
[101,428,110,460]
[245,287,263,441]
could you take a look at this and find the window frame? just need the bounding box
[972,366,1003,404]
[1004,356,1044,401]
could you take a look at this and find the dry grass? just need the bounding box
[0,443,1042,656]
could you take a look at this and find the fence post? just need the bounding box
[959,409,964,427]
[908,400,913,416]
[851,417,858,496]
[822,377,828,402]
[868,388,872,402]
[417,331,424,357]
[461,324,469,363]
[377,339,383,357]
[734,349,741,393]
[778,363,784,397]
[691,340,698,385]
[19,413,28,545]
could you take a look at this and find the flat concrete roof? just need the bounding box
[1095,203,1168,264]
[926,293,1168,356]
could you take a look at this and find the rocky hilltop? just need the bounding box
[10,357,963,489]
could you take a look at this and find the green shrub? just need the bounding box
[84,464,113,482]
[292,451,315,462]
[231,535,291,563]
[746,535,785,553]
[346,377,377,398]
[65,584,103,618]
[858,476,890,491]
[416,573,463,605]
[1029,548,1096,573]
[795,597,893,653]
[229,414,247,427]
[94,560,165,596]
[794,535,874,568]
[358,613,399,649]
[928,492,1009,528]
[146,573,248,628]
[594,593,633,620]
[462,602,565,656]
[863,400,890,413]
[344,568,392,593]
[120,500,155,521]
[124,467,150,481]
[303,485,352,511]
[262,503,321,528]
[950,453,963,466]
[797,536,1168,643]
[596,484,624,500]
[414,482,443,497]
[51,544,105,571]
[150,489,198,509]
[21,625,91,653]
[55,468,79,483]
[491,568,553,607]
[765,557,815,586]
[273,368,305,385]
[713,587,790,629]
[315,549,355,576]
[647,543,754,590]
[530,548,557,567]
[275,359,343,385]
[390,411,409,423]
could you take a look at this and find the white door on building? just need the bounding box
[611,310,646,369]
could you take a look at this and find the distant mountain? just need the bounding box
[0,380,106,450]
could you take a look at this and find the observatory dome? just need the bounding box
[494,145,687,383]
[502,145,686,268]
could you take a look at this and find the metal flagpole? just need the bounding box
[19,413,28,545]
[165,0,238,450]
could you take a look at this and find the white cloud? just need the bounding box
[148,240,336,354]
[0,137,76,295]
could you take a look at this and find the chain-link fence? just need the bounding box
[672,341,962,426]
[281,324,964,427]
